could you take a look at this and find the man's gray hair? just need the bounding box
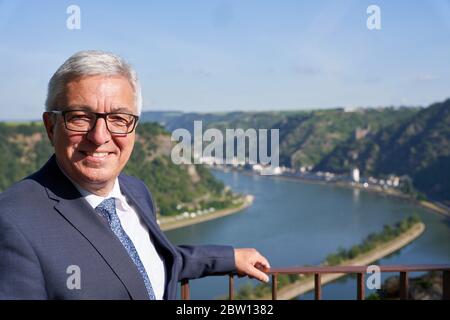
[45,50,142,115]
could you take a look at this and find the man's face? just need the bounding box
[43,75,137,194]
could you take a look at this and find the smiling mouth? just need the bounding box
[80,151,113,159]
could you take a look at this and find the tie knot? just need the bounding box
[95,197,116,222]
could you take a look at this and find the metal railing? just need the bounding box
[180,264,450,300]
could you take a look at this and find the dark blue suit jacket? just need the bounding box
[0,155,236,299]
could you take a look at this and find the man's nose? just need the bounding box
[86,118,111,145]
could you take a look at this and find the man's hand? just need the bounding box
[234,248,271,283]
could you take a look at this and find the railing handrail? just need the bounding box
[267,264,450,274]
[180,264,450,300]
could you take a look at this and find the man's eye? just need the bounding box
[109,115,130,126]
[69,115,91,121]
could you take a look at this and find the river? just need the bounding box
[165,170,450,299]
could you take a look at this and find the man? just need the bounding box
[0,50,270,299]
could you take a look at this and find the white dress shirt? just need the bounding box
[58,165,166,299]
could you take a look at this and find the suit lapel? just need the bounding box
[38,156,149,300]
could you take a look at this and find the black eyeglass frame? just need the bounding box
[48,109,139,134]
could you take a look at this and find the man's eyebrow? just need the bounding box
[64,105,93,111]
[63,105,134,113]
[110,106,134,113]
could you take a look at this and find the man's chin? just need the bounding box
[77,170,116,186]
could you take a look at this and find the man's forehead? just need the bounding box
[62,104,134,113]
[63,75,136,113]
[66,75,133,91]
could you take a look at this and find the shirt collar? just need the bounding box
[78,177,123,210]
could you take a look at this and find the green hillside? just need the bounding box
[274,107,419,168]
[142,107,419,168]
[317,99,450,200]
[142,99,449,201]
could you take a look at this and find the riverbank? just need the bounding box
[339,181,450,219]
[259,222,426,300]
[417,200,450,218]
[158,195,254,231]
[232,168,450,219]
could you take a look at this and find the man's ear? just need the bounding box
[43,112,55,146]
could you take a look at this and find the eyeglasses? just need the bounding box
[49,109,139,134]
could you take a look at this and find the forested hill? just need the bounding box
[0,122,226,216]
[142,107,419,169]
[142,99,449,201]
[317,99,450,200]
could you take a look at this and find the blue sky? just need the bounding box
[1,0,449,120]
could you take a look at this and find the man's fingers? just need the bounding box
[234,248,271,282]
[248,266,270,283]
[249,259,271,282]
[255,260,271,271]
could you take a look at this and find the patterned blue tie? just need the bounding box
[95,197,156,300]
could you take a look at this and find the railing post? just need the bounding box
[357,273,365,300]
[314,273,322,300]
[229,274,234,300]
[181,279,190,300]
[272,274,278,300]
[443,271,450,300]
[400,272,409,300]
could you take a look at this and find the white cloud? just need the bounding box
[415,73,437,82]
